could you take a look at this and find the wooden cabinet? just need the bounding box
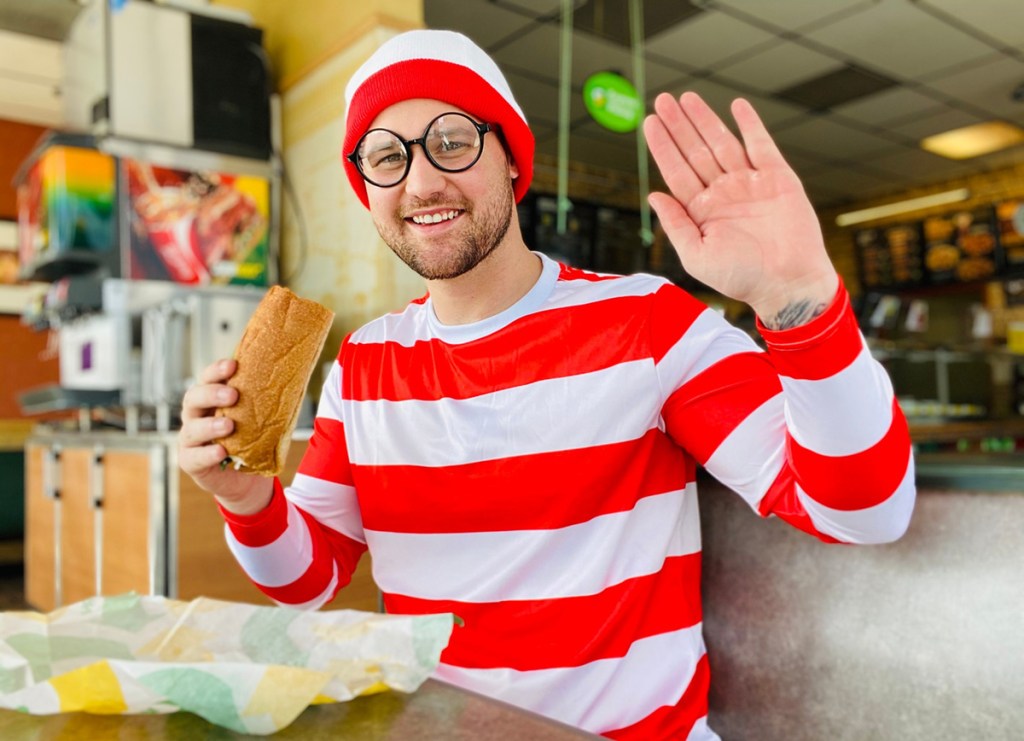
[58,446,97,606]
[24,443,54,610]
[26,438,165,611]
[25,432,379,613]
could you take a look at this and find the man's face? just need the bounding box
[363,98,519,281]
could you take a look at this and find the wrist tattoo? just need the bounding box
[763,299,827,330]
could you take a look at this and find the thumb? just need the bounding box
[649,192,700,255]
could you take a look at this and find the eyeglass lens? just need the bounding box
[355,113,485,187]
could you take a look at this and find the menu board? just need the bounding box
[997,200,1024,273]
[922,207,1000,285]
[855,222,925,289]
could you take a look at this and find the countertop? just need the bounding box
[0,679,600,740]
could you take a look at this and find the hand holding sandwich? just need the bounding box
[178,286,335,516]
[178,358,274,515]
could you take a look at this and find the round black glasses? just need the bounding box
[347,112,496,188]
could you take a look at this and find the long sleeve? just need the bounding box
[213,258,916,739]
[657,280,915,544]
[219,359,368,608]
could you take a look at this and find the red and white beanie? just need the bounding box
[342,29,534,209]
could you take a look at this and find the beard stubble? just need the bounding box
[374,175,515,281]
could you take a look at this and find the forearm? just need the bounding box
[757,282,916,542]
[663,281,915,544]
[218,478,366,609]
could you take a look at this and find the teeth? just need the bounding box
[412,210,458,225]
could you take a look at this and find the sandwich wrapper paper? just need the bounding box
[0,593,455,734]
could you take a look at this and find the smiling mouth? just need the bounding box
[408,210,462,225]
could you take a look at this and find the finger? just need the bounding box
[179,415,234,449]
[198,358,237,385]
[679,92,750,172]
[649,192,701,254]
[180,382,238,422]
[731,98,788,171]
[644,106,704,204]
[179,440,232,475]
[654,92,725,187]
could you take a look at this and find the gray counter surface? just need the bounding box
[0,679,600,739]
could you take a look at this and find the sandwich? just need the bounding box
[214,285,334,476]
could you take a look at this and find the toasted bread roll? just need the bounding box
[215,286,334,476]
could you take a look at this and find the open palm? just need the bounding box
[644,92,837,321]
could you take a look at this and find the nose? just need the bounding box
[403,145,447,199]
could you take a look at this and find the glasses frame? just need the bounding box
[346,112,496,189]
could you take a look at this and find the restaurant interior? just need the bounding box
[0,0,1022,738]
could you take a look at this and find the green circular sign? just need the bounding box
[583,72,643,133]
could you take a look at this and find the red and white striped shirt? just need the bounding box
[221,253,915,739]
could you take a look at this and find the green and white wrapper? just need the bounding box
[0,594,455,734]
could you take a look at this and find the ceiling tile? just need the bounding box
[491,22,688,95]
[654,76,805,129]
[572,0,704,45]
[886,105,989,142]
[919,55,1024,120]
[646,11,777,70]
[917,0,1024,49]
[832,86,946,126]
[771,115,903,160]
[777,150,829,177]
[698,0,877,33]
[860,146,975,182]
[655,76,740,113]
[776,65,899,110]
[425,0,539,47]
[497,0,564,17]
[802,0,998,79]
[715,40,844,93]
[801,166,895,198]
[642,60,703,97]
[503,70,589,127]
[737,92,807,129]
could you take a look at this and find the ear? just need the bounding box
[508,159,519,180]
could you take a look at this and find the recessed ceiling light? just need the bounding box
[921,121,1024,160]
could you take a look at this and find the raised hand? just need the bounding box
[644,92,838,328]
[178,358,272,514]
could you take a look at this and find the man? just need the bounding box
[179,29,915,741]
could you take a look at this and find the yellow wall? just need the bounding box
[214,0,422,90]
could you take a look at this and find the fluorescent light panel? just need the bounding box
[921,121,1024,160]
[835,188,971,227]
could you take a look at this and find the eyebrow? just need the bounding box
[363,139,403,154]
